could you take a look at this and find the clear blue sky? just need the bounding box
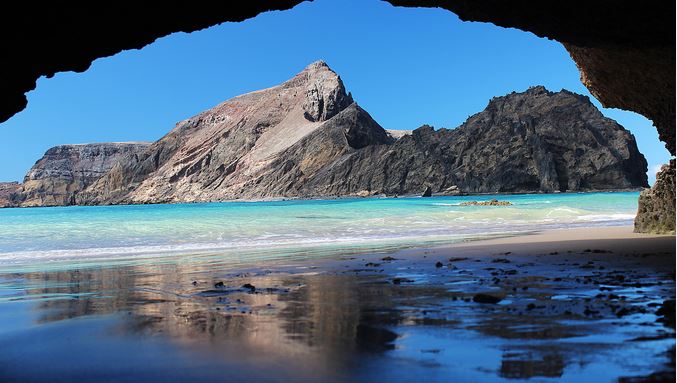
[0,0,670,183]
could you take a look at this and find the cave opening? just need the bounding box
[0,0,673,231]
[0,3,674,382]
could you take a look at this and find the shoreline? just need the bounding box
[0,225,670,272]
[0,188,644,209]
[0,224,660,273]
[433,225,675,257]
[271,225,676,275]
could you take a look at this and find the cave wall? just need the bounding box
[0,2,304,123]
[1,1,674,231]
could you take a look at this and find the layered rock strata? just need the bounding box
[18,142,150,207]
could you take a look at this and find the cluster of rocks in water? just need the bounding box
[0,61,649,210]
[459,199,512,206]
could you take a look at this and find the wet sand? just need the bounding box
[0,226,674,382]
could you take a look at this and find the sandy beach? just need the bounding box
[444,226,675,255]
[0,225,674,383]
[379,226,676,269]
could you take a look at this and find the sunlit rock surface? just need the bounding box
[19,143,150,207]
[70,65,648,205]
[635,160,676,234]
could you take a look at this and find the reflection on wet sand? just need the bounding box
[500,353,564,379]
[1,248,675,382]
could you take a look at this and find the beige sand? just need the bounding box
[404,226,675,261]
[349,226,675,268]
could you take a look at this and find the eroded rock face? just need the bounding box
[0,182,21,207]
[67,65,648,205]
[20,143,150,207]
[295,86,646,197]
[301,61,354,122]
[78,61,360,204]
[635,160,676,234]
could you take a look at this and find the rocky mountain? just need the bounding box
[8,142,150,207]
[78,61,356,204]
[310,85,648,197]
[1,62,648,207]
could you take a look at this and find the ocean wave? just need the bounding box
[0,193,639,267]
[0,232,473,265]
[574,213,636,222]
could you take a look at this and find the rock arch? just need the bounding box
[1,1,673,231]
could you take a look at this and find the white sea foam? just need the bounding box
[574,213,636,222]
[0,192,640,268]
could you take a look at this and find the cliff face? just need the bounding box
[75,64,647,204]
[373,86,648,195]
[0,182,21,207]
[19,142,150,207]
[258,86,647,198]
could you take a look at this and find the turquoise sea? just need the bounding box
[0,192,639,271]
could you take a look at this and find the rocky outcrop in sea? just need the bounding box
[0,62,648,208]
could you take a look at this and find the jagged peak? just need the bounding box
[485,86,595,109]
[298,60,353,122]
[525,85,551,94]
[412,125,436,136]
[296,60,338,81]
[304,60,330,70]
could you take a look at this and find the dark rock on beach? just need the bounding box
[473,293,503,304]
[656,299,675,328]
